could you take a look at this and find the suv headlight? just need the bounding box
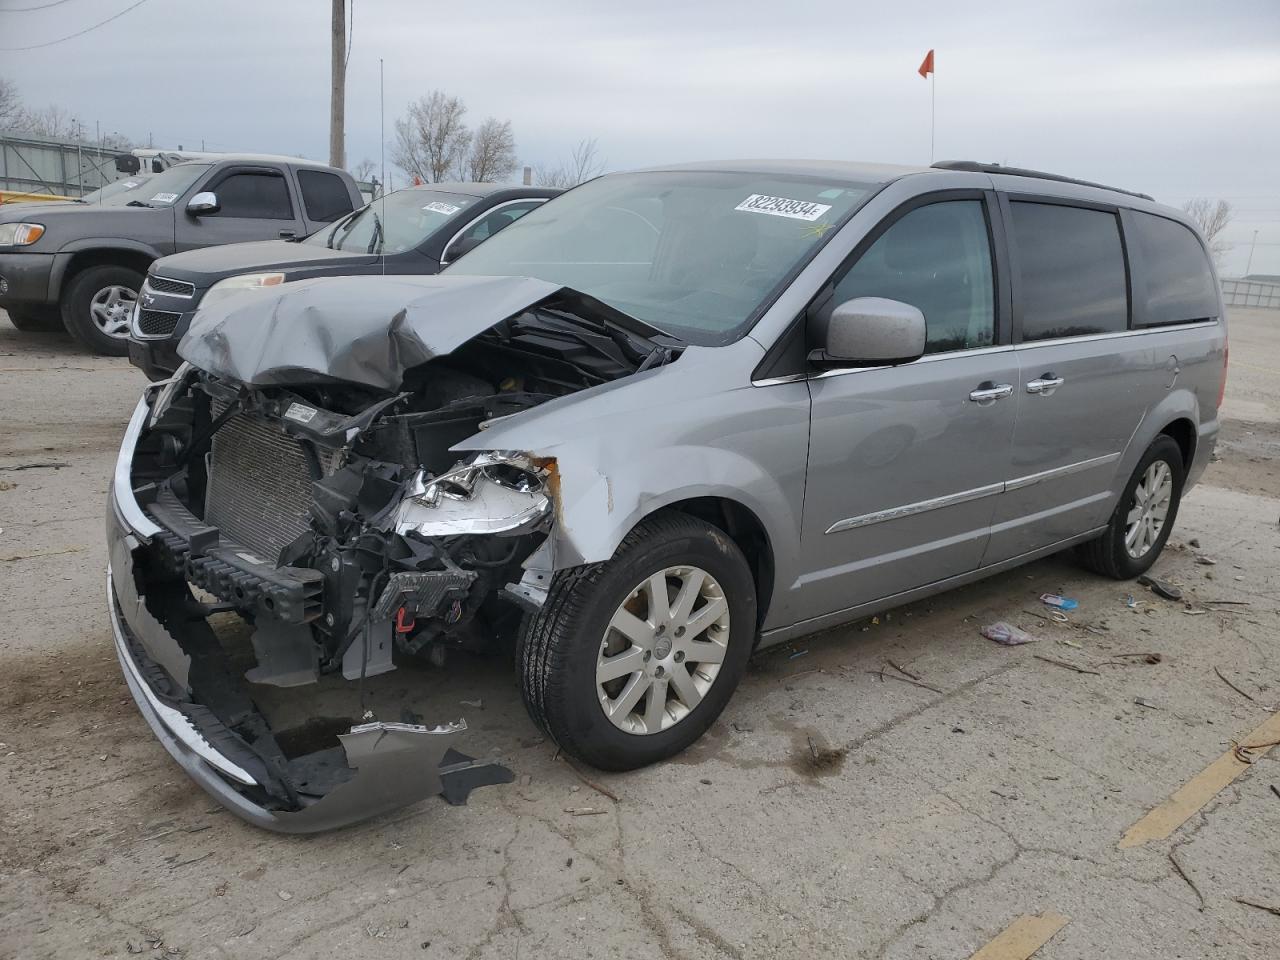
[0,223,45,246]
[200,272,286,311]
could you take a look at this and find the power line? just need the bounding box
[0,0,148,50]
[0,0,81,11]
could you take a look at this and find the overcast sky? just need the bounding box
[4,0,1279,274]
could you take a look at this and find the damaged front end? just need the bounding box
[106,277,674,831]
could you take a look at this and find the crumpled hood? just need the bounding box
[155,238,379,282]
[177,274,564,391]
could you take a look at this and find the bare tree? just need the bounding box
[15,104,78,140]
[467,118,518,182]
[351,157,377,182]
[0,77,21,128]
[391,91,470,183]
[1182,198,1233,264]
[534,138,605,188]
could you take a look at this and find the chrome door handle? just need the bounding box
[1026,376,1065,395]
[969,383,1014,403]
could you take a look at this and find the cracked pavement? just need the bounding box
[2,309,1278,959]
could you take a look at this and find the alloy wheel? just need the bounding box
[596,565,731,735]
[1125,460,1173,559]
[89,284,138,339]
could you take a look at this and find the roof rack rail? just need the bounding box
[931,160,1154,202]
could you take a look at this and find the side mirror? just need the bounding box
[813,297,926,368]
[187,191,220,215]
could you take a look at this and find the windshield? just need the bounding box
[445,170,873,344]
[304,188,477,254]
[99,163,211,207]
[79,176,151,204]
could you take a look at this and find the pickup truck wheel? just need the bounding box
[1078,435,1185,580]
[61,265,142,356]
[5,306,65,333]
[518,511,756,771]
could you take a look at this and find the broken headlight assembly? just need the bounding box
[393,452,552,538]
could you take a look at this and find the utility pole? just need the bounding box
[330,0,346,170]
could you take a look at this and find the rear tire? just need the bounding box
[1078,435,1184,579]
[5,306,65,333]
[518,511,756,771]
[60,264,143,356]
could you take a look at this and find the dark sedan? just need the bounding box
[128,182,558,379]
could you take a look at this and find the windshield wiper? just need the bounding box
[366,211,383,255]
[126,199,153,208]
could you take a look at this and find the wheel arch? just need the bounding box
[54,244,157,301]
[1158,416,1197,471]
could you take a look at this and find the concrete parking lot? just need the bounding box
[2,309,1277,960]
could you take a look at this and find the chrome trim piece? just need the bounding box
[825,482,1003,534]
[969,383,1013,402]
[439,197,549,265]
[825,452,1122,534]
[146,275,195,298]
[751,319,1219,388]
[114,397,162,540]
[107,569,257,786]
[1025,376,1064,394]
[1004,452,1121,492]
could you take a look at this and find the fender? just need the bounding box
[49,238,166,300]
[1110,386,1202,505]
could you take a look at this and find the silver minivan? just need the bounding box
[107,159,1227,830]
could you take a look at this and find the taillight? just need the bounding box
[1216,340,1228,411]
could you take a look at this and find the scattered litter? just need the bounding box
[732,721,754,733]
[1033,655,1101,676]
[867,669,943,694]
[564,807,608,816]
[1134,697,1160,710]
[1125,595,1146,610]
[1214,667,1258,704]
[558,754,620,802]
[1194,556,1217,566]
[1138,575,1183,601]
[1040,594,1078,611]
[981,621,1039,646]
[788,649,809,660]
[1170,850,1205,911]
[886,658,920,680]
[1188,538,1201,548]
[1271,785,1280,802]
[1233,737,1280,764]
[1057,637,1083,649]
[459,699,483,708]
[1234,896,1280,918]
[126,943,143,955]
[700,778,712,785]
[0,460,69,471]
[277,890,293,901]
[798,735,848,775]
[1105,652,1163,666]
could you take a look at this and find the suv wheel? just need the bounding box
[61,265,143,356]
[5,306,65,333]
[1078,435,1185,579]
[518,511,756,771]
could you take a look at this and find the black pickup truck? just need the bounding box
[0,155,361,355]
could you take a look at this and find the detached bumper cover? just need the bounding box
[106,396,510,832]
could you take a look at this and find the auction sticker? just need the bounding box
[735,194,832,221]
[150,192,179,204]
[422,201,461,216]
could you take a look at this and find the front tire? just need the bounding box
[1078,435,1185,579]
[60,265,143,356]
[518,511,756,771]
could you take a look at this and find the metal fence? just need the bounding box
[1222,278,1280,310]
[0,131,123,197]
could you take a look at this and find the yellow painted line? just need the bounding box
[969,912,1070,960]
[1119,709,1280,848]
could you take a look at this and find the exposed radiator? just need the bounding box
[205,408,336,563]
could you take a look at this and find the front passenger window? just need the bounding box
[209,172,294,220]
[830,200,995,354]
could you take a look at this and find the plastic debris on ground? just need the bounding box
[1040,593,1079,611]
[981,621,1039,646]
[1138,575,1183,601]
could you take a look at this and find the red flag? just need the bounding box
[918,49,934,78]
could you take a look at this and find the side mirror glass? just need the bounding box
[813,297,926,368]
[187,191,220,215]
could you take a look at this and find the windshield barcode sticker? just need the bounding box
[422,201,461,216]
[735,194,832,221]
[283,402,317,423]
[150,192,179,204]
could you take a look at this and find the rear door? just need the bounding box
[794,192,1019,617]
[294,168,358,234]
[175,165,306,251]
[983,196,1151,562]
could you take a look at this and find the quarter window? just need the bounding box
[297,170,354,223]
[1010,202,1128,341]
[443,200,543,262]
[1128,212,1218,325]
[209,171,294,220]
[830,200,995,354]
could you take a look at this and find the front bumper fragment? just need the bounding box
[106,395,511,832]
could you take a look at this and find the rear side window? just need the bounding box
[831,199,995,354]
[211,171,293,220]
[298,170,355,223]
[1010,202,1128,341]
[1128,212,1218,325]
